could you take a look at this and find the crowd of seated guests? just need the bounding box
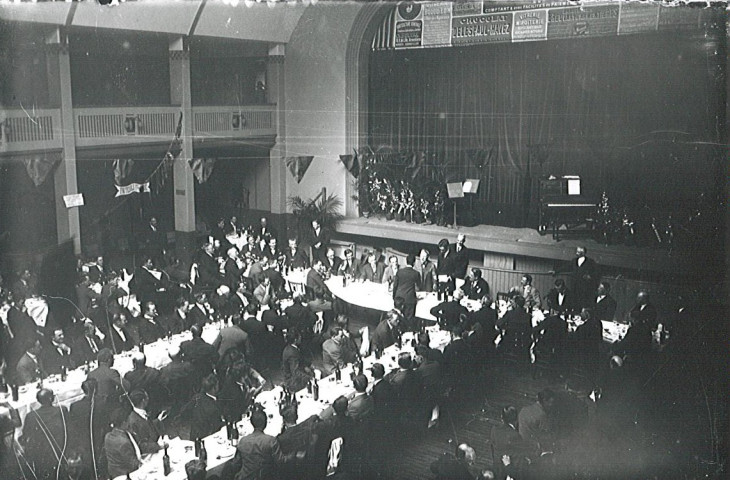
[0,215,684,479]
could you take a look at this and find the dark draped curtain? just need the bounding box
[368,29,725,227]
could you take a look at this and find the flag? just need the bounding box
[188,158,217,183]
[115,182,150,197]
[285,156,314,183]
[339,154,359,178]
[23,155,59,187]
[113,159,134,186]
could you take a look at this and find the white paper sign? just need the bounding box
[63,193,84,208]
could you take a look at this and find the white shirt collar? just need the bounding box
[133,406,148,420]
[577,257,585,266]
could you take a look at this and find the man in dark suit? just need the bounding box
[370,310,400,354]
[15,337,44,385]
[337,248,359,278]
[143,216,167,262]
[235,408,297,480]
[452,234,469,279]
[284,238,310,270]
[254,217,278,245]
[593,281,617,322]
[124,352,167,416]
[212,315,252,359]
[187,292,212,327]
[41,327,74,374]
[415,248,437,293]
[387,352,422,425]
[86,348,129,411]
[262,238,281,264]
[72,319,103,366]
[107,312,135,354]
[20,389,69,479]
[348,374,374,421]
[125,389,164,454]
[76,273,101,318]
[309,219,329,264]
[321,326,357,376]
[277,407,320,480]
[545,278,576,315]
[131,256,168,306]
[180,324,219,383]
[358,252,385,283]
[570,246,600,310]
[138,301,166,344]
[430,289,468,331]
[462,268,490,301]
[104,408,141,479]
[241,235,262,260]
[442,325,471,387]
[195,241,222,289]
[392,254,421,327]
[68,378,110,469]
[182,373,225,441]
[159,346,196,415]
[306,261,334,318]
[628,290,658,327]
[7,300,39,357]
[322,248,342,277]
[497,296,532,358]
[223,247,244,290]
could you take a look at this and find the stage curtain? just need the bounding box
[368,30,725,227]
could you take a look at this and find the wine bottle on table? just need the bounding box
[200,438,207,462]
[312,378,319,401]
[162,446,171,475]
[334,365,341,383]
[230,421,239,446]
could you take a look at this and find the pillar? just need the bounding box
[169,36,197,261]
[267,44,288,234]
[46,28,81,254]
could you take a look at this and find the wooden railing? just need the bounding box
[0,108,62,154]
[74,106,182,148]
[192,105,276,138]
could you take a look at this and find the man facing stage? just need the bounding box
[392,254,421,328]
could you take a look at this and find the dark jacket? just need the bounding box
[104,428,141,478]
[392,266,421,305]
[183,392,225,441]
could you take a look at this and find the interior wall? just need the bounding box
[282,2,364,212]
[69,31,170,107]
[0,23,51,107]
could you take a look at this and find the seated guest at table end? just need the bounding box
[104,407,142,479]
[429,289,468,331]
[281,330,313,391]
[181,373,225,441]
[125,389,166,454]
[497,295,532,359]
[235,408,301,480]
[107,311,134,354]
[594,281,617,322]
[338,248,359,278]
[180,324,220,384]
[20,388,69,479]
[370,310,400,354]
[463,268,490,301]
[86,348,129,411]
[124,352,166,416]
[511,274,542,312]
[277,405,321,479]
[15,336,44,385]
[348,374,375,422]
[392,254,421,328]
[321,325,357,376]
[545,278,576,315]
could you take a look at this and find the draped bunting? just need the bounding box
[189,158,217,183]
[113,159,134,186]
[151,113,184,194]
[339,154,359,178]
[285,156,314,183]
[23,155,59,187]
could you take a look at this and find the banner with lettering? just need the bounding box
[115,182,150,197]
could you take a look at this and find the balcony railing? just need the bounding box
[0,105,277,155]
[0,109,63,154]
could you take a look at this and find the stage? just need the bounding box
[335,217,696,277]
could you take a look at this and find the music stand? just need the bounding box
[446,182,464,228]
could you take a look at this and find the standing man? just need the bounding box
[309,219,329,264]
[594,281,617,322]
[392,254,421,329]
[415,248,437,293]
[570,246,599,310]
[235,408,299,480]
[452,234,469,279]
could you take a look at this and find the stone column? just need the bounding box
[267,44,288,235]
[169,36,197,262]
[46,28,81,254]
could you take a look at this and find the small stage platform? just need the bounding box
[336,217,694,276]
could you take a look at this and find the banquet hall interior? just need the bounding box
[0,1,727,479]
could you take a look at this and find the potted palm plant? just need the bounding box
[288,192,344,242]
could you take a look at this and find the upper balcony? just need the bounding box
[0,104,277,156]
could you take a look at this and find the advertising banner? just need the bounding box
[547,4,620,40]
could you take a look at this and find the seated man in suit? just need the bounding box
[545,278,576,315]
[322,248,342,277]
[20,389,69,479]
[15,337,44,386]
[41,327,74,375]
[104,407,142,479]
[72,319,104,366]
[138,301,166,344]
[284,238,310,271]
[125,389,166,454]
[306,260,333,313]
[462,268,490,301]
[321,326,357,376]
[358,252,385,283]
[511,274,542,312]
[124,352,166,416]
[429,289,468,331]
[370,310,400,354]
[181,373,225,441]
[497,295,532,358]
[347,374,374,421]
[86,348,129,412]
[235,408,298,480]
[107,312,135,354]
[593,281,617,322]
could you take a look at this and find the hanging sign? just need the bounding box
[546,4,620,40]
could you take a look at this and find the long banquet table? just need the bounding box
[128,326,452,479]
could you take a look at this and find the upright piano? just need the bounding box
[538,178,598,241]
